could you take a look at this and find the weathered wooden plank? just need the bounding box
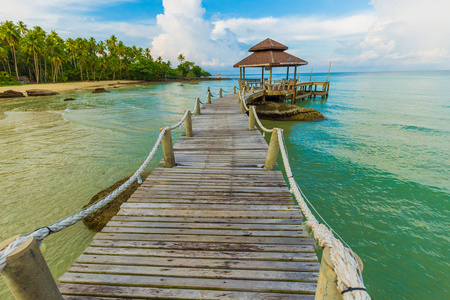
[89,240,313,253]
[75,254,320,271]
[117,208,302,219]
[121,203,298,211]
[68,264,319,282]
[59,273,317,293]
[83,247,317,261]
[110,216,303,224]
[106,221,303,231]
[93,233,315,245]
[101,227,304,237]
[59,283,314,299]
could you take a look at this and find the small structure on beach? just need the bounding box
[234,38,330,102]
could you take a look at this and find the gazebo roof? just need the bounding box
[234,38,307,68]
[248,38,288,52]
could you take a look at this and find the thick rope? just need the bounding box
[276,129,370,300]
[251,106,273,133]
[169,110,190,130]
[0,99,197,272]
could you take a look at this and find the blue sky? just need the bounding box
[1,0,449,74]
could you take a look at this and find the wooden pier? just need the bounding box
[57,93,320,299]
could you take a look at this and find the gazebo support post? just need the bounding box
[261,67,264,85]
[294,66,297,82]
[286,66,289,80]
[240,68,242,80]
[243,67,245,80]
[269,67,272,84]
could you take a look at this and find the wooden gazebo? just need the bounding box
[234,38,308,84]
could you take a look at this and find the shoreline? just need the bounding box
[0,77,232,97]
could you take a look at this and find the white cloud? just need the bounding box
[334,0,450,69]
[151,0,242,68]
[0,0,156,46]
[212,14,377,44]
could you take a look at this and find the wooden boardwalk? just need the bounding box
[58,93,319,299]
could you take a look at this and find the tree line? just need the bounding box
[0,21,211,85]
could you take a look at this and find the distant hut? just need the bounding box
[233,38,308,84]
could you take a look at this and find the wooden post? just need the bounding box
[269,67,272,84]
[195,97,201,115]
[248,106,256,130]
[185,110,193,137]
[309,68,313,82]
[219,88,223,98]
[160,127,175,168]
[316,247,344,300]
[207,91,211,104]
[240,95,246,114]
[233,86,236,94]
[326,61,332,82]
[243,67,245,80]
[0,236,63,300]
[261,67,264,83]
[240,68,242,80]
[286,66,289,79]
[264,129,280,171]
[294,66,297,82]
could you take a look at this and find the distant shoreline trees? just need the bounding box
[0,21,211,85]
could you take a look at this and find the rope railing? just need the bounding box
[276,129,369,299]
[251,106,273,133]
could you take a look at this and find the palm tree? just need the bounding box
[106,34,117,55]
[117,40,125,79]
[177,53,185,65]
[156,56,163,64]
[17,21,28,36]
[0,42,10,73]
[0,21,21,80]
[145,48,152,60]
[22,28,44,83]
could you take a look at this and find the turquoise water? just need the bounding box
[1,73,449,299]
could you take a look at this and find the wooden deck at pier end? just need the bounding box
[57,93,320,299]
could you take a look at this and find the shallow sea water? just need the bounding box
[0,73,448,299]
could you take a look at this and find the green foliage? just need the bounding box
[0,71,21,86]
[0,20,211,84]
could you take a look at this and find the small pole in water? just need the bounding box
[326,62,331,82]
[309,68,313,82]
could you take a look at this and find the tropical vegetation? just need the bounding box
[0,21,211,85]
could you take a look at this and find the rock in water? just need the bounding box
[92,88,110,93]
[26,89,59,96]
[255,101,324,121]
[64,98,76,101]
[0,90,25,98]
[82,172,150,231]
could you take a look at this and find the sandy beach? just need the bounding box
[0,80,140,96]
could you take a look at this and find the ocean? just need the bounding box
[0,71,448,299]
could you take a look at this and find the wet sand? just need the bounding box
[0,80,140,96]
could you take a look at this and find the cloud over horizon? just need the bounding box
[151,0,242,69]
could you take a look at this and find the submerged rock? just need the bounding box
[0,90,25,98]
[92,87,110,93]
[255,101,324,121]
[83,172,150,231]
[64,98,76,101]
[26,89,59,96]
